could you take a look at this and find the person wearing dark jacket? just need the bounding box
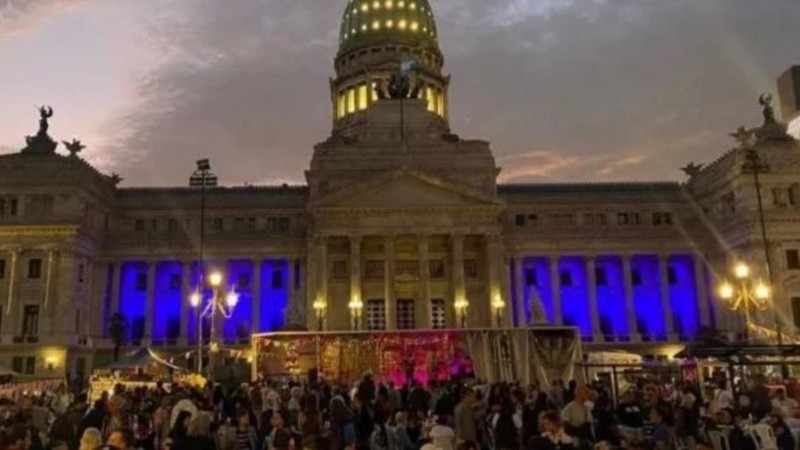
[184,414,216,450]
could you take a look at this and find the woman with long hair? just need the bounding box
[184,413,216,450]
[78,427,103,450]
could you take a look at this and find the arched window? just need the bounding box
[425,86,435,112]
[358,83,368,110]
[337,92,346,118]
[347,88,356,114]
[0,198,5,216]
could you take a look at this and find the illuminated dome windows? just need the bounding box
[335,79,446,119]
[332,0,448,126]
[339,0,438,52]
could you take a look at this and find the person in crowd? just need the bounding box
[540,410,576,449]
[234,409,257,450]
[771,387,799,419]
[767,412,796,450]
[429,415,455,450]
[78,427,102,450]
[106,428,134,450]
[168,410,192,450]
[394,412,415,450]
[560,384,593,443]
[648,405,672,450]
[184,413,216,450]
[454,388,477,445]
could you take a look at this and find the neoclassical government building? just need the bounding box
[1,0,800,379]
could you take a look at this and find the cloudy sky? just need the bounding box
[0,0,798,186]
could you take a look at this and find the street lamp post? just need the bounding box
[717,262,771,340]
[191,270,238,380]
[348,296,363,331]
[189,159,218,374]
[742,148,784,347]
[491,296,506,328]
[454,298,469,329]
[313,298,327,331]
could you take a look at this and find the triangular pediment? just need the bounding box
[312,170,502,210]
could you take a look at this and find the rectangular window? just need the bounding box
[234,218,245,230]
[9,199,17,216]
[396,260,420,278]
[212,218,224,231]
[431,299,446,329]
[788,250,800,270]
[28,259,42,279]
[332,261,348,280]
[364,260,385,279]
[792,297,800,328]
[21,305,39,336]
[633,213,641,225]
[595,267,608,286]
[270,270,283,289]
[396,299,415,330]
[527,214,539,226]
[664,213,673,225]
[429,260,445,279]
[0,259,5,279]
[790,184,800,206]
[135,273,148,291]
[168,219,178,232]
[631,268,643,286]
[774,188,787,206]
[584,213,606,226]
[135,219,145,232]
[652,212,663,225]
[366,299,386,330]
[515,214,525,227]
[25,357,35,375]
[150,219,158,231]
[668,267,678,285]
[464,259,478,280]
[248,217,257,230]
[11,357,23,374]
[237,274,251,289]
[425,86,435,112]
[524,268,537,287]
[617,213,629,226]
[279,217,290,232]
[169,274,181,290]
[337,93,346,118]
[559,270,573,287]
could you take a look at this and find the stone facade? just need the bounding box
[1,0,800,378]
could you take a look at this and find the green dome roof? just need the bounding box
[338,0,439,54]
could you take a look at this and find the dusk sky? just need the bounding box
[1,0,799,187]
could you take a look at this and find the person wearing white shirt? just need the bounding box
[428,416,455,450]
[771,388,799,419]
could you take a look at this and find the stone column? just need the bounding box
[252,258,262,334]
[419,236,431,328]
[486,235,504,328]
[586,255,603,341]
[110,260,121,315]
[144,260,157,344]
[180,260,192,345]
[43,248,59,335]
[512,256,525,326]
[384,236,396,330]
[349,237,362,330]
[659,254,676,340]
[5,249,19,318]
[694,255,711,327]
[549,255,563,326]
[305,239,317,331]
[451,234,466,327]
[622,255,641,342]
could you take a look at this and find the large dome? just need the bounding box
[338,0,439,55]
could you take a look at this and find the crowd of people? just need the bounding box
[0,370,798,450]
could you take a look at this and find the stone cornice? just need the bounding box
[0,225,79,238]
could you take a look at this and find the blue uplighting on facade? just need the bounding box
[260,259,289,332]
[523,257,554,325]
[669,255,700,339]
[153,261,183,342]
[119,261,147,342]
[559,256,592,337]
[631,255,667,340]
[595,255,629,340]
[226,260,254,343]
